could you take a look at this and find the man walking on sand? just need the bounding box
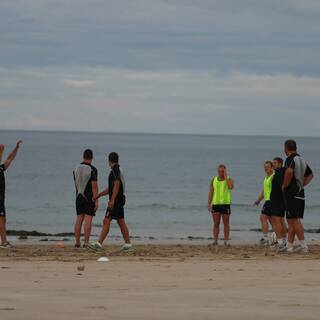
[88,152,132,253]
[0,140,23,249]
[208,164,234,246]
[270,157,287,251]
[282,140,313,253]
[73,149,99,248]
[254,161,274,246]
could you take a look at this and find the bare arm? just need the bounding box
[254,191,264,206]
[4,140,22,170]
[94,187,109,200]
[283,168,293,189]
[224,169,234,189]
[304,174,314,187]
[92,180,99,212]
[208,179,214,212]
[226,178,234,190]
[0,144,5,163]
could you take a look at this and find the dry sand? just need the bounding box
[1,244,320,320]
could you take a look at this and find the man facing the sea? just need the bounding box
[89,152,132,252]
[73,149,99,248]
[0,140,23,249]
[282,140,313,253]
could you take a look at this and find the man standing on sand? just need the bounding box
[254,161,274,246]
[282,140,313,253]
[270,157,287,251]
[0,140,23,249]
[208,164,234,246]
[88,152,132,253]
[73,149,99,248]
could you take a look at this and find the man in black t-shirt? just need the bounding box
[0,140,23,249]
[270,157,287,250]
[73,149,99,248]
[88,152,132,253]
[282,140,313,253]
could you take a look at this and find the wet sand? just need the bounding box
[1,244,320,319]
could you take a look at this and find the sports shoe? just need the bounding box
[259,238,269,246]
[212,240,218,246]
[293,245,309,253]
[277,244,287,253]
[121,243,134,253]
[87,241,104,252]
[0,242,14,249]
[224,241,231,246]
[74,243,81,249]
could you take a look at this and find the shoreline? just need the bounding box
[1,243,320,262]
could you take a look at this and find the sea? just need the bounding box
[1,130,319,244]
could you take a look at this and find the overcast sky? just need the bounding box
[1,0,320,136]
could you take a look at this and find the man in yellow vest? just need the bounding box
[208,164,234,246]
[254,161,274,246]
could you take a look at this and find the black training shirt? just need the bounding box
[284,153,313,196]
[108,164,124,204]
[270,167,285,203]
[80,162,98,202]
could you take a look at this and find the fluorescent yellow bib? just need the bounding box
[263,173,274,201]
[212,176,231,205]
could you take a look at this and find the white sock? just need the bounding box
[287,242,294,249]
[299,240,307,248]
[263,234,268,240]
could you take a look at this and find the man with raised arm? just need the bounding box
[89,152,132,253]
[0,140,23,249]
[282,140,314,253]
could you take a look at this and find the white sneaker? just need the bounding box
[293,245,309,253]
[121,243,133,252]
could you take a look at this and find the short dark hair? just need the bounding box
[285,139,297,151]
[273,157,283,165]
[108,152,119,163]
[83,149,93,160]
[265,161,273,167]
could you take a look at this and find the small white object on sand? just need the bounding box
[97,257,109,262]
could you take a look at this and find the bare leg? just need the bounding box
[271,216,283,239]
[98,217,112,245]
[287,219,295,244]
[260,214,269,236]
[212,213,221,241]
[74,215,84,246]
[84,215,93,245]
[0,216,7,245]
[117,219,130,244]
[280,218,288,236]
[222,214,230,241]
[294,219,305,241]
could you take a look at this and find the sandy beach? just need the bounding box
[1,244,320,320]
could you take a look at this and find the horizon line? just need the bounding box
[0,128,319,139]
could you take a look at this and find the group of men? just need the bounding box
[0,138,315,254]
[73,150,132,252]
[208,139,314,253]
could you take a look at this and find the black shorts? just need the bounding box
[0,200,6,217]
[284,196,305,219]
[76,196,95,216]
[261,201,272,216]
[270,201,285,218]
[105,204,124,220]
[212,205,231,215]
